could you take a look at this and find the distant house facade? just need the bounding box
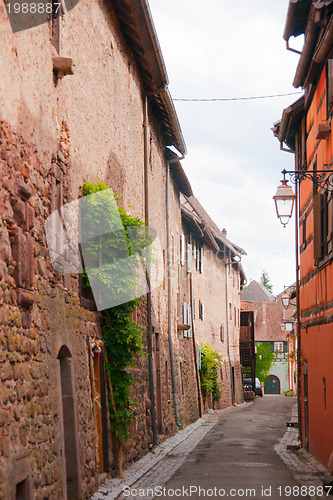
[240,300,256,387]
[273,0,333,470]
[242,281,296,394]
[180,194,246,408]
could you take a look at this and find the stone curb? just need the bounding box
[91,402,250,500]
[274,403,328,500]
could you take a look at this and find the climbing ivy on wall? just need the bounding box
[256,342,276,382]
[82,181,151,477]
[199,343,223,405]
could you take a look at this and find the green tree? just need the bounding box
[261,270,273,294]
[256,343,275,382]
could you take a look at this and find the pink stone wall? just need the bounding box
[0,1,201,496]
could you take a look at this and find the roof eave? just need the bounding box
[113,0,187,156]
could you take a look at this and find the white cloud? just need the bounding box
[149,0,301,294]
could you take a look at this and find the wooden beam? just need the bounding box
[53,56,74,76]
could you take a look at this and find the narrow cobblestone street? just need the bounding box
[93,397,327,500]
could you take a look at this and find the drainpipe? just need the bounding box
[295,176,302,445]
[293,8,316,88]
[166,155,185,428]
[143,93,158,446]
[313,16,333,63]
[225,258,234,405]
[190,272,202,417]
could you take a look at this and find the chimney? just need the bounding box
[222,228,227,238]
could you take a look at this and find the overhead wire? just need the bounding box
[173,91,303,102]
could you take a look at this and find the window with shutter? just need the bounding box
[327,57,333,117]
[328,190,333,255]
[199,246,203,273]
[199,301,204,320]
[181,234,185,266]
[313,184,333,264]
[183,302,188,338]
[187,243,192,273]
[313,193,322,260]
[302,217,307,247]
[180,362,184,395]
[187,305,192,338]
[274,342,283,352]
[182,302,192,337]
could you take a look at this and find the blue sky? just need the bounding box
[149,0,304,294]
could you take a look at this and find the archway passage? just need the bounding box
[264,374,281,394]
[58,345,81,499]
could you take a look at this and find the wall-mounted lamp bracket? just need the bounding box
[281,169,333,192]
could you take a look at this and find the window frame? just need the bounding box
[313,176,333,266]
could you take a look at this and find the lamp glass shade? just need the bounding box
[281,292,290,309]
[280,322,286,332]
[273,179,296,227]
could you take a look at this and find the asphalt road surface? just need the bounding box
[162,396,306,500]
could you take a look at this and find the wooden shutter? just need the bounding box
[327,58,333,117]
[313,193,322,260]
[327,188,333,256]
[181,234,185,266]
[187,243,192,273]
[199,246,203,273]
[183,301,187,325]
[188,305,192,338]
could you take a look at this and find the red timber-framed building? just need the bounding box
[273,0,333,472]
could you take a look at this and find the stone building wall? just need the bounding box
[190,236,233,410]
[167,178,199,429]
[226,264,243,404]
[0,0,200,497]
[0,121,99,499]
[149,149,200,436]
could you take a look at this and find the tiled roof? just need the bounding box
[254,288,297,342]
[241,280,274,303]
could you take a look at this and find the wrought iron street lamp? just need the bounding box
[280,322,286,333]
[274,168,333,227]
[274,166,333,444]
[281,291,290,309]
